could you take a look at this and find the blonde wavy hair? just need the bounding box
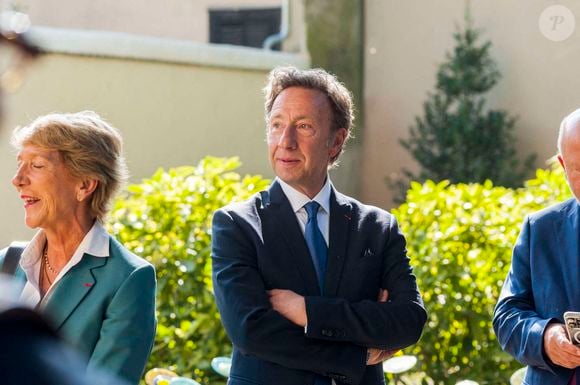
[11,111,128,221]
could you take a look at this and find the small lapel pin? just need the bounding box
[84,283,93,287]
[364,248,374,257]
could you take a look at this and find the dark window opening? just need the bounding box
[209,8,282,50]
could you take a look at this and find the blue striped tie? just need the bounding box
[304,201,331,385]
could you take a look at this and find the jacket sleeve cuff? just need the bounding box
[304,296,368,384]
[304,296,348,341]
[538,318,562,374]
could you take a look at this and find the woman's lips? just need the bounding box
[21,195,40,208]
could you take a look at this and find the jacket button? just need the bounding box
[327,373,347,381]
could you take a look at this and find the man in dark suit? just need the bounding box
[212,67,427,385]
[493,108,580,385]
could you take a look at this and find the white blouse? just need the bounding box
[19,221,110,308]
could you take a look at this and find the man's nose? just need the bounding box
[277,126,297,148]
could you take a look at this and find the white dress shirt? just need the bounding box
[19,221,110,308]
[277,177,331,245]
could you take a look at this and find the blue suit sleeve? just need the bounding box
[493,217,556,372]
[87,264,157,384]
[212,209,367,385]
[304,216,427,350]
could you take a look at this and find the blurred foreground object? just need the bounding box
[382,355,417,385]
[0,275,128,385]
[211,356,232,378]
[145,368,178,384]
[0,10,39,131]
[144,368,201,385]
[509,367,527,385]
[0,11,39,94]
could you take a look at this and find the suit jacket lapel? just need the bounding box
[41,253,107,330]
[325,188,352,296]
[266,181,321,295]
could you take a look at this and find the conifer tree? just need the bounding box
[398,12,535,196]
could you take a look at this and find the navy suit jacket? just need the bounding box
[493,198,580,385]
[212,181,427,385]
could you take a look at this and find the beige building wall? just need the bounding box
[0,27,308,246]
[9,0,307,54]
[8,0,283,42]
[364,0,580,209]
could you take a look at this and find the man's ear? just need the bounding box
[76,179,99,202]
[329,128,347,158]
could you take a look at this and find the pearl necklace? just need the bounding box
[43,246,57,276]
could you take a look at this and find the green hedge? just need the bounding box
[107,154,571,385]
[108,157,270,385]
[392,160,570,384]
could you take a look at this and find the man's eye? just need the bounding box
[298,124,315,136]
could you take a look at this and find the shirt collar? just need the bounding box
[20,221,110,270]
[277,177,332,215]
[76,221,110,258]
[19,230,46,269]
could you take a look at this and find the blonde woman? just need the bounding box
[0,111,156,384]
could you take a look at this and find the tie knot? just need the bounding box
[304,201,320,219]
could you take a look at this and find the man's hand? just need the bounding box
[367,288,399,365]
[268,289,307,327]
[378,288,389,302]
[543,323,580,368]
[367,348,398,365]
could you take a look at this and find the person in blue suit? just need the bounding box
[0,111,156,384]
[212,67,427,385]
[494,108,580,385]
